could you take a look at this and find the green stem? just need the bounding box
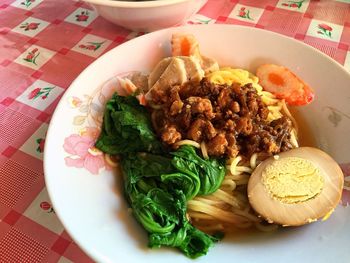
[198,19,211,24]
[246,10,253,20]
[34,91,44,99]
[32,52,40,65]
[43,87,55,91]
[287,0,304,8]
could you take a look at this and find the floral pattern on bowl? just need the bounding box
[62,74,131,174]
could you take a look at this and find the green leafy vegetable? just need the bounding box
[171,145,226,195]
[121,151,223,258]
[96,94,226,258]
[161,172,200,200]
[95,94,162,154]
[122,152,173,194]
[149,221,219,258]
[131,189,178,234]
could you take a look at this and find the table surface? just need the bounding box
[0,0,350,262]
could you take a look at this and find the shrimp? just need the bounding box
[256,64,314,106]
[171,33,202,59]
[171,33,219,74]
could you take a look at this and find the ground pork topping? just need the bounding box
[150,78,294,158]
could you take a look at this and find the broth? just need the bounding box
[289,107,317,148]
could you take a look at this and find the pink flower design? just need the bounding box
[28,87,41,99]
[76,11,89,22]
[340,163,350,206]
[36,138,45,153]
[239,7,246,17]
[281,0,305,9]
[237,7,253,20]
[78,41,105,51]
[319,23,333,32]
[69,96,83,108]
[23,48,39,65]
[40,201,55,213]
[20,22,40,31]
[63,127,105,174]
[87,45,95,50]
[27,86,55,100]
[317,23,333,38]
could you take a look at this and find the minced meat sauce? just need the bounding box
[149,78,294,158]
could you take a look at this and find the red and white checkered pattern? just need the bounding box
[0,0,349,262]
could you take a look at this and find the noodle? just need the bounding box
[231,209,260,222]
[174,139,201,148]
[211,189,241,208]
[187,200,249,224]
[250,153,258,169]
[228,156,242,175]
[290,130,299,148]
[267,104,282,112]
[188,153,261,230]
[221,179,237,191]
[281,99,298,134]
[235,166,253,174]
[195,197,223,205]
[188,212,216,221]
[200,141,209,159]
[261,91,280,106]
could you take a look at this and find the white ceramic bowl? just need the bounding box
[83,0,208,31]
[44,25,350,263]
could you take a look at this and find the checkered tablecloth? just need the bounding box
[0,0,349,262]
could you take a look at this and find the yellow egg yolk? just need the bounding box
[262,157,324,204]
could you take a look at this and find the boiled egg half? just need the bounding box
[248,147,344,226]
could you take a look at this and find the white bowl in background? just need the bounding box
[83,0,208,31]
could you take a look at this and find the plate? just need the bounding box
[44,25,350,263]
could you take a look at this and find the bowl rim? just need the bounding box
[82,0,199,8]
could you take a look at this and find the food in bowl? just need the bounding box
[94,34,344,258]
[82,0,208,31]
